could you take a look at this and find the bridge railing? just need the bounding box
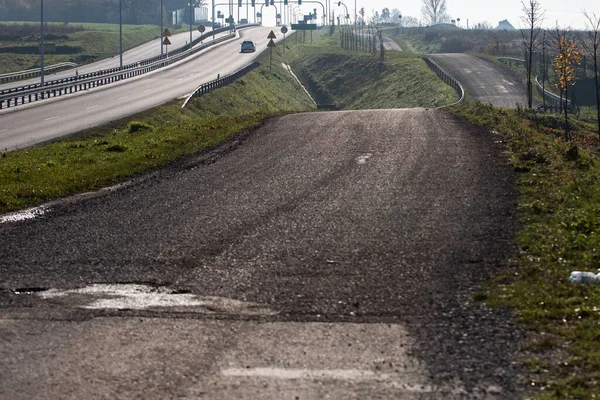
[182,62,261,108]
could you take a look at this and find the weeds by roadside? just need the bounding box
[450,101,600,399]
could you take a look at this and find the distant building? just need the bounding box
[171,7,208,25]
[495,19,516,30]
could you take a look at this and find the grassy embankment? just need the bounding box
[449,103,600,398]
[0,22,172,74]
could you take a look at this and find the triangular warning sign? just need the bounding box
[163,28,171,37]
[267,30,276,39]
[163,37,171,45]
[267,38,276,47]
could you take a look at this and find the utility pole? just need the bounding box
[160,0,163,56]
[119,0,123,70]
[190,1,193,48]
[40,0,44,85]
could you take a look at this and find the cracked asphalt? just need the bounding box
[0,109,524,399]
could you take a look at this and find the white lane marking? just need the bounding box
[221,368,436,392]
[0,129,7,133]
[0,207,46,224]
[356,153,373,164]
[86,105,98,110]
[43,116,58,121]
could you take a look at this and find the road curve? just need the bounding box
[429,54,527,108]
[0,108,523,398]
[0,28,223,91]
[0,27,278,151]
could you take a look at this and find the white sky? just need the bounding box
[281,0,600,29]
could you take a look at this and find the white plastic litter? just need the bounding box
[569,271,600,284]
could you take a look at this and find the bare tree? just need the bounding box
[580,11,600,139]
[521,0,545,109]
[421,0,448,26]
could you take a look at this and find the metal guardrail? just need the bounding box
[424,57,465,107]
[182,62,261,108]
[0,62,78,84]
[497,57,525,67]
[0,24,259,109]
[535,75,572,111]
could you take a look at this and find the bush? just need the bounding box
[127,121,154,133]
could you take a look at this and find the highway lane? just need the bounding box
[0,27,227,91]
[0,27,277,151]
[0,108,523,398]
[429,54,528,108]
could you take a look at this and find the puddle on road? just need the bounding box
[0,207,46,224]
[35,283,276,315]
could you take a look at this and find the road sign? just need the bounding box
[198,25,206,33]
[163,28,171,37]
[281,26,288,34]
[267,30,277,39]
[290,24,316,30]
[163,37,171,45]
[267,39,276,48]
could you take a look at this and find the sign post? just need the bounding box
[280,25,288,53]
[162,28,171,57]
[267,30,277,71]
[163,36,171,56]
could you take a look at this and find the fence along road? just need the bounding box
[0,27,278,151]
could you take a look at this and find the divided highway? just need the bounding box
[0,27,224,91]
[0,27,277,151]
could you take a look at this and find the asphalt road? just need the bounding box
[428,54,528,108]
[0,27,224,91]
[0,27,278,151]
[0,108,523,398]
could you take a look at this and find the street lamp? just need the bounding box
[119,0,123,70]
[40,0,44,85]
[160,0,163,56]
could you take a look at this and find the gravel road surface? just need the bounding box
[0,109,524,399]
[429,54,528,108]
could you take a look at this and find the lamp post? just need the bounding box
[40,0,44,85]
[119,0,123,70]
[190,1,193,48]
[160,0,163,56]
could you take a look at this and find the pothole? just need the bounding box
[29,283,276,316]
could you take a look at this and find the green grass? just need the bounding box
[449,102,600,399]
[0,22,164,74]
[284,39,458,109]
[0,43,316,214]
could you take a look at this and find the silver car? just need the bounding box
[240,40,256,53]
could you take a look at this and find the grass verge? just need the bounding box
[450,102,600,399]
[284,37,458,109]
